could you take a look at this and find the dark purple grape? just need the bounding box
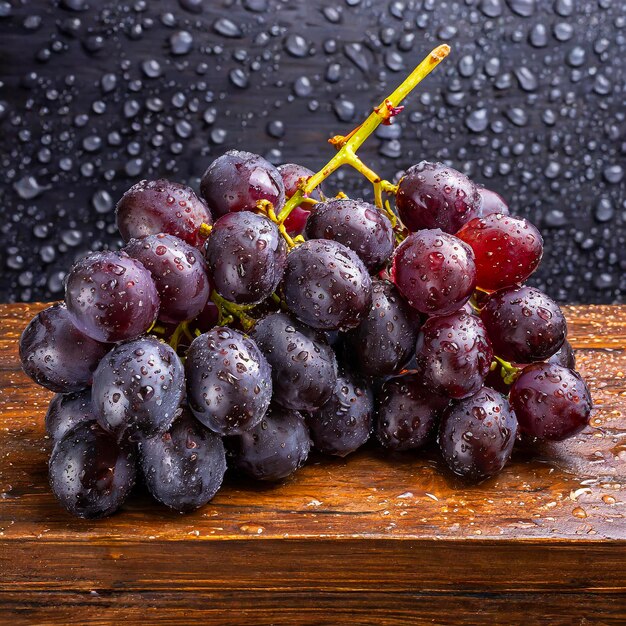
[200,150,285,218]
[139,408,227,512]
[205,211,287,305]
[343,279,422,377]
[49,421,136,519]
[123,233,211,324]
[278,163,323,236]
[185,327,272,435]
[547,340,576,369]
[376,374,449,451]
[456,214,543,291]
[304,198,394,271]
[92,337,185,438]
[65,251,160,343]
[251,312,337,411]
[414,310,493,399]
[480,286,566,363]
[306,370,373,457]
[391,229,476,316]
[478,187,510,216]
[45,390,97,441]
[510,363,592,441]
[396,161,481,234]
[227,406,311,481]
[438,387,518,480]
[116,179,213,250]
[282,239,372,331]
[19,303,109,392]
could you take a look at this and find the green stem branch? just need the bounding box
[493,356,522,385]
[277,44,450,223]
[211,291,256,332]
[169,321,193,352]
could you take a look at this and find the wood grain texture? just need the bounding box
[1,303,625,624]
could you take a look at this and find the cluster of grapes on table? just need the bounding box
[19,146,593,519]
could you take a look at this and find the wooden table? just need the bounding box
[1,303,625,624]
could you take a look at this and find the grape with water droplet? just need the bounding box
[14,43,595,517]
[306,369,373,457]
[205,211,287,305]
[227,406,311,481]
[439,387,518,480]
[117,179,213,250]
[139,408,227,512]
[510,363,591,441]
[185,327,272,435]
[92,337,185,438]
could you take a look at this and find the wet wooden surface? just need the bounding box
[1,303,625,624]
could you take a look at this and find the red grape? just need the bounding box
[116,179,212,249]
[456,214,543,291]
[65,250,160,343]
[92,337,185,438]
[304,198,394,271]
[509,363,592,441]
[185,327,272,435]
[283,239,372,331]
[376,373,449,451]
[477,187,510,216]
[251,312,338,412]
[343,279,422,377]
[227,406,311,481]
[49,421,136,519]
[396,161,481,233]
[306,369,373,457]
[45,390,97,441]
[480,286,566,363]
[278,163,323,236]
[139,408,226,512]
[547,340,576,369]
[123,233,211,324]
[391,229,476,316]
[194,298,220,333]
[15,86,597,518]
[205,211,287,305]
[200,150,285,218]
[414,309,493,399]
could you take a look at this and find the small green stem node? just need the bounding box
[198,223,213,239]
[493,356,522,385]
[211,291,257,332]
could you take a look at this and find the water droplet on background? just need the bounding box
[0,0,623,304]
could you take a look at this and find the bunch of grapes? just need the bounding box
[19,47,592,519]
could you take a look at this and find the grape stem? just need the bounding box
[169,321,194,352]
[277,44,451,222]
[198,222,213,239]
[492,355,521,385]
[210,290,256,331]
[468,295,482,313]
[256,199,298,249]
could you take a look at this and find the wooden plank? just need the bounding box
[2,538,625,591]
[1,590,625,626]
[0,303,625,622]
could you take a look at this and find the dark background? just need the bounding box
[0,0,624,304]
